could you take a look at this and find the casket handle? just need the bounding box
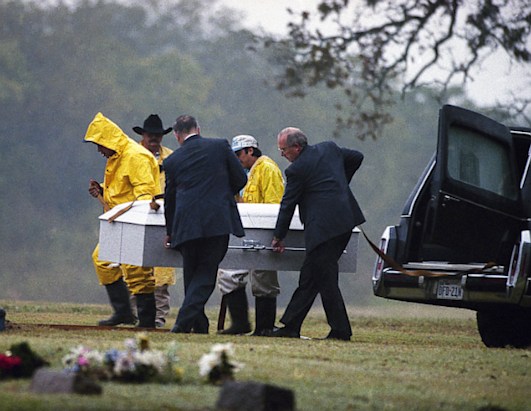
[228,245,306,252]
[228,245,347,254]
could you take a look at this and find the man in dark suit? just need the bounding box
[163,115,247,333]
[271,127,365,341]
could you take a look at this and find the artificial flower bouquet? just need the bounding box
[198,343,244,385]
[62,333,183,384]
[0,342,49,380]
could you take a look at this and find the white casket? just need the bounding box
[98,200,359,273]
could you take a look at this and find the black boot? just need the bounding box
[98,278,136,326]
[252,297,277,336]
[218,288,251,335]
[136,293,156,328]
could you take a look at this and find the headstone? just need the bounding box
[216,381,295,411]
[29,368,102,395]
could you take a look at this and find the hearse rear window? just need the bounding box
[447,125,518,200]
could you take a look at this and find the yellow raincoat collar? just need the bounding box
[83,112,129,155]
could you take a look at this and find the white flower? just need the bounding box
[134,350,166,374]
[197,343,245,380]
[124,338,137,351]
[83,350,104,366]
[198,352,220,377]
[211,343,235,356]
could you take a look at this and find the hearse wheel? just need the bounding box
[476,308,531,348]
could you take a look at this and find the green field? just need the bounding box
[0,300,528,411]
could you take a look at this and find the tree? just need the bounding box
[263,0,531,139]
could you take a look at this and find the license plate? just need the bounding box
[436,280,463,300]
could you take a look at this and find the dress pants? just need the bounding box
[173,235,229,333]
[217,269,280,297]
[280,231,352,336]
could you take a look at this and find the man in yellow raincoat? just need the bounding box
[84,112,160,328]
[132,114,176,328]
[217,135,284,336]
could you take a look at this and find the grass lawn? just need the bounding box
[0,299,528,410]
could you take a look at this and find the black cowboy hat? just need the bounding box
[133,114,172,135]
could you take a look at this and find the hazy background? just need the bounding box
[220,0,530,108]
[1,0,528,309]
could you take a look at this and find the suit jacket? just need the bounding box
[164,135,247,248]
[274,141,365,253]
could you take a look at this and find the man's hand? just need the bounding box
[164,235,172,249]
[88,179,103,198]
[271,237,285,253]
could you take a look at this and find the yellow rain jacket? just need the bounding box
[218,155,284,297]
[155,145,174,193]
[85,112,160,294]
[84,112,162,208]
[242,155,284,203]
[139,142,176,287]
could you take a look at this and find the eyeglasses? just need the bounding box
[278,145,292,153]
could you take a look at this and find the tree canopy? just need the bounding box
[0,0,520,305]
[263,0,531,139]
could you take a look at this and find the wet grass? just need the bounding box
[0,299,528,410]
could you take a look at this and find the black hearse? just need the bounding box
[372,104,531,348]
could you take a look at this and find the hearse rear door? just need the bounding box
[420,105,523,264]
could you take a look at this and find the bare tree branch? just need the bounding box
[261,0,531,139]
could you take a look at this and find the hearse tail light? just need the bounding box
[507,230,531,290]
[507,244,519,289]
[372,227,391,283]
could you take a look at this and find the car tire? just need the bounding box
[476,308,531,348]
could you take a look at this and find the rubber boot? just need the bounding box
[252,297,277,336]
[136,293,156,328]
[98,278,137,326]
[218,288,251,335]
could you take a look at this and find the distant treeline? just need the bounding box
[0,0,507,304]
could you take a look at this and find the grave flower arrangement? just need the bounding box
[198,343,244,385]
[0,353,22,379]
[0,342,49,380]
[62,333,183,383]
[61,344,109,381]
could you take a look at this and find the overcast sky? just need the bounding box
[219,0,529,108]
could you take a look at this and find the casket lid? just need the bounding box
[98,200,164,226]
[99,200,304,230]
[239,203,303,230]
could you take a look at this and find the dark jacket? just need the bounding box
[274,141,365,252]
[164,135,247,248]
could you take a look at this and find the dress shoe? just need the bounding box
[217,323,252,335]
[98,314,137,327]
[251,328,273,337]
[170,325,190,334]
[323,330,351,341]
[192,327,209,334]
[270,326,300,339]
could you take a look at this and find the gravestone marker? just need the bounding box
[29,368,102,395]
[216,380,295,411]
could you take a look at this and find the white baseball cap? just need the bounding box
[231,134,258,152]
